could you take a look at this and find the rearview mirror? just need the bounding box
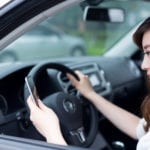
[83,6,125,23]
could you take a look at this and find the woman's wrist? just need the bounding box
[45,126,67,145]
[85,90,104,107]
[85,90,97,101]
[46,132,67,145]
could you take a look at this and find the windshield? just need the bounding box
[0,0,150,62]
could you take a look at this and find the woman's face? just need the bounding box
[141,30,150,77]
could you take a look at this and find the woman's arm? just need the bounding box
[67,71,140,139]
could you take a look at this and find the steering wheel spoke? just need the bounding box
[70,127,86,144]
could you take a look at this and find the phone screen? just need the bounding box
[25,76,39,107]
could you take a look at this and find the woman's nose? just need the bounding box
[141,55,150,70]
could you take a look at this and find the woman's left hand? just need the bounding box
[27,96,67,145]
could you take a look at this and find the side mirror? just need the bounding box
[83,6,125,23]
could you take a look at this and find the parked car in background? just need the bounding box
[0,23,86,61]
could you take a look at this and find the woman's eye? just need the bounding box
[144,51,150,56]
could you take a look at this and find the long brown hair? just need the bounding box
[133,17,150,132]
[133,17,150,50]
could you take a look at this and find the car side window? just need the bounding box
[1,1,150,62]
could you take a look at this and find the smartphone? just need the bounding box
[25,76,39,107]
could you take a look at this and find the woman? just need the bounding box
[27,17,150,149]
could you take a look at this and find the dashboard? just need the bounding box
[0,56,145,149]
[0,56,143,115]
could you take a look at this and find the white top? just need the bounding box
[136,118,150,150]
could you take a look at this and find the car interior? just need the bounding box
[0,0,150,150]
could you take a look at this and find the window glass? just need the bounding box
[1,0,150,62]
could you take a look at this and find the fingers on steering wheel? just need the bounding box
[75,70,84,77]
[67,73,78,85]
[75,70,88,80]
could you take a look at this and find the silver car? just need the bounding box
[0,24,86,61]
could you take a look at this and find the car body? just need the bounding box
[0,0,150,150]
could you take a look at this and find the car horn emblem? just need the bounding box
[63,99,76,113]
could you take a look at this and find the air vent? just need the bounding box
[58,72,77,95]
[67,85,77,95]
[129,61,141,77]
[60,72,69,83]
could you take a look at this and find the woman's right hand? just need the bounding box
[67,70,95,99]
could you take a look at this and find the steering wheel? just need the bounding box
[24,62,98,147]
